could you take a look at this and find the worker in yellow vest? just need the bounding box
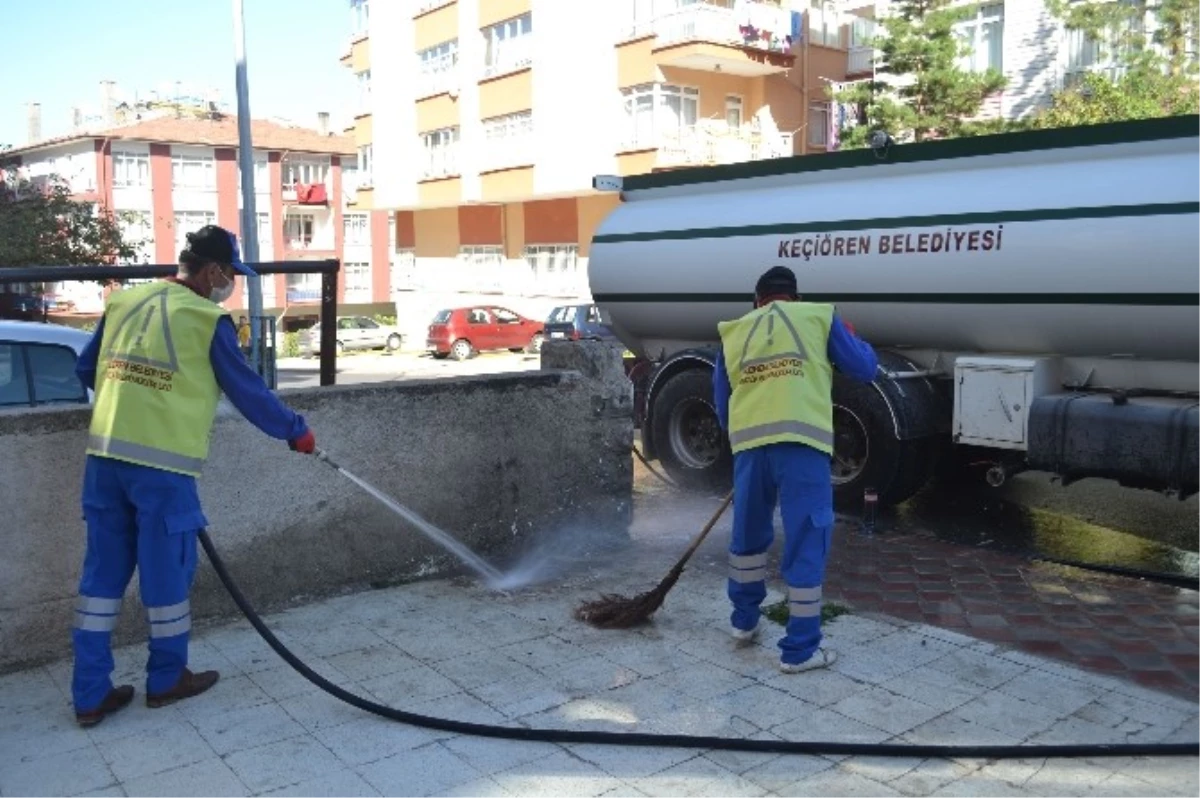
[714,266,878,673]
[70,225,317,727]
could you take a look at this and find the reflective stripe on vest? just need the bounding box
[87,282,225,477]
[717,301,835,455]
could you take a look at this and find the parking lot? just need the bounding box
[275,350,541,390]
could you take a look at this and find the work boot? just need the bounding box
[75,684,135,728]
[731,621,760,647]
[146,668,220,708]
[779,647,837,674]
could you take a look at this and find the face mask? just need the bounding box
[209,269,234,304]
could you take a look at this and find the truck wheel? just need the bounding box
[831,375,937,508]
[650,369,732,491]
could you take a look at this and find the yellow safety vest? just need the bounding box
[87,281,226,477]
[717,301,835,455]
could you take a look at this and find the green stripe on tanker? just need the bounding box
[591,202,1199,244]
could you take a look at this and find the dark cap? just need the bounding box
[183,225,255,276]
[755,266,798,299]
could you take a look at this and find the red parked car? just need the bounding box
[426,306,545,361]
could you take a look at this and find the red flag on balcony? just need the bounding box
[295,182,328,205]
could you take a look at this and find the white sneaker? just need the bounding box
[731,622,760,646]
[779,647,837,674]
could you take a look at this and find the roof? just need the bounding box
[621,115,1200,193]
[3,114,355,159]
[0,320,92,353]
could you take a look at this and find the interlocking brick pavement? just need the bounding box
[823,529,1200,700]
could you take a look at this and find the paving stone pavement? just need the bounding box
[4,479,1197,797]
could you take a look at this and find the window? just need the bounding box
[284,214,315,247]
[0,343,86,408]
[725,96,743,129]
[621,84,698,148]
[357,70,372,115]
[112,151,149,188]
[345,262,371,303]
[237,153,270,192]
[344,213,370,246]
[483,13,533,77]
[286,273,322,303]
[482,111,534,170]
[351,0,369,37]
[256,212,272,252]
[809,4,843,48]
[524,244,581,293]
[281,157,329,190]
[392,249,417,293]
[420,127,459,179]
[459,245,505,292]
[459,246,504,267]
[808,103,830,147]
[957,3,1004,73]
[1063,4,1143,83]
[358,145,373,186]
[174,211,216,254]
[171,154,215,190]
[118,211,154,264]
[417,40,459,97]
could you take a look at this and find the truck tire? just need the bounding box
[649,369,732,491]
[831,374,938,509]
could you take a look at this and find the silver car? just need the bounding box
[299,316,404,356]
[0,320,94,409]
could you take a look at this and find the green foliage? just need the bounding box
[373,314,397,326]
[281,331,301,359]
[833,0,1009,147]
[1030,0,1200,128]
[764,600,851,626]
[0,173,136,268]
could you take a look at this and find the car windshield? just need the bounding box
[432,310,452,324]
[548,306,577,323]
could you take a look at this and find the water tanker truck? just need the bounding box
[587,116,1199,507]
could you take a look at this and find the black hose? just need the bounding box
[199,532,1197,759]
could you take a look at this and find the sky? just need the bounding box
[0,0,356,146]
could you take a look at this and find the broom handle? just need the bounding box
[670,490,735,571]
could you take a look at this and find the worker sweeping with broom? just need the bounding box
[713,266,877,673]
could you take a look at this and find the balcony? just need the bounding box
[283,234,335,253]
[482,36,532,79]
[416,53,459,99]
[653,124,793,169]
[419,147,460,181]
[847,45,874,75]
[649,2,795,77]
[415,0,454,16]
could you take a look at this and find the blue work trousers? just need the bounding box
[71,455,208,712]
[728,443,835,665]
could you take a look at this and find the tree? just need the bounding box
[1029,0,1199,128]
[832,0,1008,147]
[0,171,138,269]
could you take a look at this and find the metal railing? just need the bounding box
[652,2,792,53]
[482,37,533,78]
[652,125,794,167]
[0,260,342,387]
[416,52,459,98]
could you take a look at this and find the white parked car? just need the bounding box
[299,316,404,356]
[0,320,94,409]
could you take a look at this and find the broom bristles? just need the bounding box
[574,566,686,629]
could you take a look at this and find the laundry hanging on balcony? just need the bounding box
[735,0,793,51]
[294,182,328,205]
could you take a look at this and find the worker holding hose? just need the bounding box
[714,266,877,673]
[69,224,317,727]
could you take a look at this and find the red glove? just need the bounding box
[289,429,316,454]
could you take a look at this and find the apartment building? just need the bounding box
[3,109,394,325]
[341,0,875,344]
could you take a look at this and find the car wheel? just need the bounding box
[526,333,545,354]
[450,339,473,361]
[432,352,449,360]
[386,333,402,352]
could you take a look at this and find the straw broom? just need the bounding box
[575,491,735,629]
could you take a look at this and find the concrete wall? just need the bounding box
[0,341,632,672]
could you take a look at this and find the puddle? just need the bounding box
[884,482,1200,586]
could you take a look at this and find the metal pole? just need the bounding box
[233,0,264,377]
[319,265,339,386]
